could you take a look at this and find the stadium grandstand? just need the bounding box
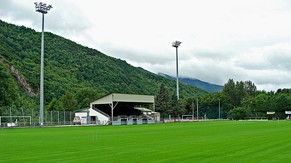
[74,93,160,125]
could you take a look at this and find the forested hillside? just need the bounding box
[0,20,207,109]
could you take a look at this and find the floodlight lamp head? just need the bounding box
[172,40,182,48]
[34,2,52,14]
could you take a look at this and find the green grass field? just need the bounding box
[1,121,291,162]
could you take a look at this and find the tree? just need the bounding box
[228,107,250,120]
[253,93,268,113]
[47,98,62,111]
[60,92,77,111]
[169,94,178,117]
[235,81,246,106]
[268,93,291,119]
[178,97,187,116]
[168,93,186,117]
[222,79,236,109]
[155,84,170,116]
[244,80,257,96]
[75,88,104,109]
[276,88,291,94]
[222,79,256,109]
[199,92,227,119]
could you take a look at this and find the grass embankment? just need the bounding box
[1,121,291,162]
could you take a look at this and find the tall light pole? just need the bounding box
[34,2,52,126]
[172,40,182,101]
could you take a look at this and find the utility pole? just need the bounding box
[192,100,194,120]
[196,97,199,120]
[219,99,221,119]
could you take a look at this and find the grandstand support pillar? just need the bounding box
[111,103,113,123]
[109,102,119,124]
[87,110,90,125]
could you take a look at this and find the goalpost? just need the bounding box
[0,116,32,127]
[182,115,195,121]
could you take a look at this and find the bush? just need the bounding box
[228,107,250,120]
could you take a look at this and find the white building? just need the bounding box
[74,108,110,125]
[74,93,159,125]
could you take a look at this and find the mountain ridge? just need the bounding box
[158,73,223,92]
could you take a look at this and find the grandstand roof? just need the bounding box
[90,93,154,105]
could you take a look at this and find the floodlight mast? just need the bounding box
[34,2,52,126]
[172,41,182,101]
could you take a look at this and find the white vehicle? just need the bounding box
[73,116,81,125]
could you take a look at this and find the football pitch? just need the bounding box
[1,121,291,162]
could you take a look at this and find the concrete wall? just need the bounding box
[88,108,109,125]
[75,108,110,125]
[112,118,155,125]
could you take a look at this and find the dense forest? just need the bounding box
[0,19,206,112]
[1,20,290,120]
[155,79,291,120]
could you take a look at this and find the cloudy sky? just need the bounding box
[1,0,291,91]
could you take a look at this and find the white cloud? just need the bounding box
[1,0,291,91]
